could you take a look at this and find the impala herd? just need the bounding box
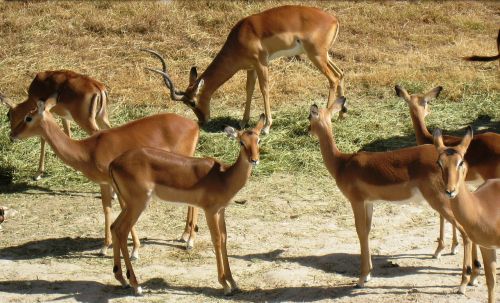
[0,4,498,302]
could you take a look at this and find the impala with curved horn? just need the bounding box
[1,70,111,180]
[143,5,344,134]
[434,127,500,303]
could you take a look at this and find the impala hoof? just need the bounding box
[134,286,143,296]
[179,232,189,243]
[186,239,194,251]
[451,244,459,255]
[32,173,43,181]
[457,285,466,295]
[261,127,270,135]
[131,250,139,261]
[99,246,108,256]
[223,286,233,296]
[365,273,371,282]
[468,278,479,286]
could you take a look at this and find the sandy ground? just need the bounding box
[0,173,498,303]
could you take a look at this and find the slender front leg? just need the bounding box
[451,225,459,255]
[205,210,232,295]
[479,247,496,303]
[187,207,199,250]
[365,203,374,280]
[218,209,238,291]
[240,69,257,129]
[434,215,446,259]
[100,184,113,256]
[34,138,46,181]
[351,201,371,287]
[116,193,141,260]
[255,62,272,134]
[458,229,473,294]
[469,243,481,286]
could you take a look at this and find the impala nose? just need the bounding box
[445,189,457,198]
[250,159,259,166]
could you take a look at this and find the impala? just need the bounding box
[1,70,111,180]
[9,96,200,258]
[109,114,265,295]
[308,98,477,292]
[144,5,344,134]
[396,85,500,258]
[434,127,500,303]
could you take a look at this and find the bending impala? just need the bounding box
[396,85,500,257]
[1,70,111,180]
[308,98,477,293]
[9,97,200,257]
[145,5,344,134]
[109,114,265,295]
[434,128,500,303]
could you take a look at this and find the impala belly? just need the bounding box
[268,39,304,61]
[153,184,203,207]
[361,182,426,204]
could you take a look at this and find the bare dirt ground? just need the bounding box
[0,173,498,303]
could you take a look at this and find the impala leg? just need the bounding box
[116,193,141,260]
[469,243,481,286]
[327,57,344,99]
[255,62,271,134]
[458,229,473,294]
[479,247,496,303]
[206,210,232,295]
[351,201,371,287]
[180,207,192,243]
[111,212,128,288]
[100,184,113,256]
[434,215,446,259]
[34,138,46,181]
[218,209,239,291]
[187,207,199,250]
[240,70,257,129]
[451,225,459,255]
[365,202,374,280]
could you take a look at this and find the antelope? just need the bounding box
[434,127,500,303]
[396,85,500,258]
[308,98,478,293]
[144,5,344,134]
[463,29,500,65]
[1,70,111,180]
[109,114,265,295]
[9,96,200,258]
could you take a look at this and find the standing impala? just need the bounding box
[1,70,111,180]
[145,5,344,134]
[9,97,200,258]
[434,128,500,303]
[308,98,478,293]
[109,114,265,295]
[396,85,500,258]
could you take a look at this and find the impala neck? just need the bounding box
[453,177,480,225]
[197,49,240,112]
[222,148,253,197]
[409,111,433,145]
[40,115,89,169]
[317,123,343,179]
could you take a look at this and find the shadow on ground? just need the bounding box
[361,115,499,152]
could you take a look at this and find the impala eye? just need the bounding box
[24,116,32,123]
[240,141,244,147]
[257,138,261,145]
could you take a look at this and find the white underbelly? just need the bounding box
[268,40,305,61]
[369,187,426,205]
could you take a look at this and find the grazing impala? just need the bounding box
[9,97,200,258]
[109,114,265,295]
[396,85,500,258]
[308,98,477,293]
[1,70,111,180]
[434,127,500,303]
[144,5,344,134]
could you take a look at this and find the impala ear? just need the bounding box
[37,94,57,115]
[458,126,473,153]
[224,126,239,139]
[424,86,443,102]
[327,97,346,115]
[254,113,266,134]
[433,128,446,151]
[395,85,411,101]
[189,66,198,85]
[195,79,204,96]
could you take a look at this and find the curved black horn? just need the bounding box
[141,49,185,101]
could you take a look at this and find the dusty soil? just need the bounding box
[0,173,497,303]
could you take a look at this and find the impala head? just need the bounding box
[433,127,473,199]
[224,114,265,167]
[1,94,33,135]
[9,96,57,141]
[142,49,207,123]
[395,85,442,118]
[308,97,347,136]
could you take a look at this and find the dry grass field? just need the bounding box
[0,1,499,302]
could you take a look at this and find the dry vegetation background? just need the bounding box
[0,1,499,303]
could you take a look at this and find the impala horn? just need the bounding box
[141,49,186,101]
